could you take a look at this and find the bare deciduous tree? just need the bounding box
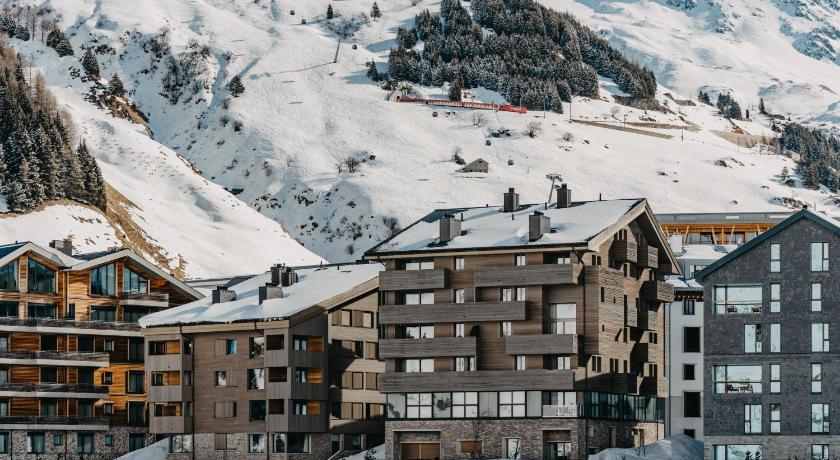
[525,121,542,138]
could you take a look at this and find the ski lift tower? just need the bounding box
[546,173,563,204]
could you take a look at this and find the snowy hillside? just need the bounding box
[560,0,840,131]
[3,0,839,263]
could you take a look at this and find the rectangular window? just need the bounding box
[77,433,94,454]
[453,288,465,304]
[812,283,822,312]
[770,324,780,353]
[128,434,145,452]
[514,355,526,371]
[403,260,434,270]
[248,434,266,453]
[406,393,432,418]
[225,339,237,355]
[684,327,701,353]
[504,438,521,459]
[249,337,265,359]
[683,364,696,381]
[811,242,829,272]
[215,371,228,387]
[715,285,762,314]
[455,357,475,372]
[501,288,513,302]
[90,306,116,322]
[683,299,695,315]
[684,392,701,418]
[127,371,144,393]
[454,323,465,337]
[401,359,433,373]
[499,391,526,417]
[27,432,45,454]
[770,364,780,393]
[123,267,148,294]
[171,435,193,453]
[454,257,465,270]
[548,304,575,335]
[149,341,166,355]
[399,325,433,339]
[0,261,17,291]
[770,404,780,434]
[515,254,526,266]
[451,392,478,418]
[249,400,266,421]
[770,283,780,312]
[515,287,526,301]
[248,368,265,390]
[90,263,116,296]
[714,365,762,394]
[500,321,512,337]
[812,364,822,394]
[545,355,571,370]
[128,339,144,362]
[770,243,780,272]
[403,291,434,305]
[744,404,761,434]
[27,303,56,319]
[813,445,829,460]
[813,323,830,352]
[812,403,830,433]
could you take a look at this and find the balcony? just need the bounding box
[641,280,675,303]
[0,316,141,336]
[267,382,328,400]
[473,264,581,287]
[611,373,642,394]
[637,309,658,331]
[379,369,574,392]
[380,301,526,325]
[119,292,170,307]
[0,416,109,430]
[0,350,109,367]
[149,415,192,434]
[505,334,576,355]
[380,337,476,359]
[268,413,328,433]
[631,343,650,363]
[611,239,637,263]
[149,384,190,402]
[637,246,659,269]
[0,383,109,399]
[379,269,447,291]
[146,354,192,371]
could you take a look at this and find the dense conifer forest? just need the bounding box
[386,0,657,112]
[0,40,106,212]
[780,123,840,192]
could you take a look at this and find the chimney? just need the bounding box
[49,239,73,256]
[211,286,236,304]
[529,211,550,242]
[270,264,298,287]
[557,183,572,208]
[439,214,462,244]
[259,283,283,304]
[503,188,519,212]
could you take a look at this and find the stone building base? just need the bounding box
[164,433,332,460]
[705,435,840,460]
[385,419,664,460]
[0,427,152,460]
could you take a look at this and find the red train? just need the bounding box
[396,96,527,114]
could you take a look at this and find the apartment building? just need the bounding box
[139,262,385,459]
[657,212,790,441]
[0,240,201,458]
[697,209,840,459]
[363,187,679,460]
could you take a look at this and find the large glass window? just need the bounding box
[26,432,45,454]
[250,401,267,421]
[123,267,148,294]
[27,260,55,294]
[404,291,433,305]
[248,368,265,390]
[403,260,433,270]
[714,365,762,394]
[499,391,526,417]
[287,434,310,454]
[90,263,116,296]
[548,304,576,334]
[812,404,830,433]
[744,325,762,353]
[714,286,762,314]
[27,303,55,319]
[0,302,17,317]
[451,392,478,418]
[401,359,433,373]
[406,393,432,418]
[743,404,761,434]
[90,307,116,322]
[0,261,17,291]
[398,325,434,339]
[127,371,144,393]
[813,445,830,460]
[811,242,829,272]
[77,433,94,453]
[714,445,761,460]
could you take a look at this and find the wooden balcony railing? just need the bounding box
[0,316,141,332]
[0,416,109,426]
[0,350,110,362]
[0,383,109,394]
[120,292,169,306]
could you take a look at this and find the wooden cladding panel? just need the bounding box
[10,332,40,350]
[379,337,476,359]
[10,366,40,383]
[10,397,39,416]
[379,369,574,392]
[379,269,447,291]
[473,264,580,287]
[379,301,526,325]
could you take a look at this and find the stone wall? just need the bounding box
[0,427,152,460]
[165,433,331,460]
[704,435,840,460]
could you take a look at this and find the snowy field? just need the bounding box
[1,0,838,268]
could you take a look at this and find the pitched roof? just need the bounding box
[695,209,840,283]
[139,263,383,327]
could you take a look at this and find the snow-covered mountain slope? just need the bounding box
[560,0,840,130]
[5,0,840,263]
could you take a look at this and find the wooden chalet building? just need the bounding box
[0,240,201,458]
[139,262,386,459]
[363,186,679,460]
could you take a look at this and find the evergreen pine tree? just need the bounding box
[371,2,382,20]
[366,61,382,82]
[108,73,125,98]
[227,75,245,97]
[81,49,100,78]
[327,4,334,20]
[77,142,107,211]
[758,97,766,115]
[448,79,463,101]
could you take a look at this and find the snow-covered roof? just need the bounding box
[367,199,644,255]
[139,263,383,327]
[674,244,734,261]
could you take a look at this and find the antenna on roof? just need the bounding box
[546,173,563,204]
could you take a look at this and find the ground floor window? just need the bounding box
[170,435,192,453]
[270,433,310,454]
[77,433,94,454]
[504,438,521,459]
[128,434,145,452]
[459,440,482,456]
[0,432,8,453]
[248,434,266,453]
[713,445,761,460]
[813,444,829,460]
[27,432,45,454]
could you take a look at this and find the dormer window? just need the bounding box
[90,263,116,296]
[123,267,149,294]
